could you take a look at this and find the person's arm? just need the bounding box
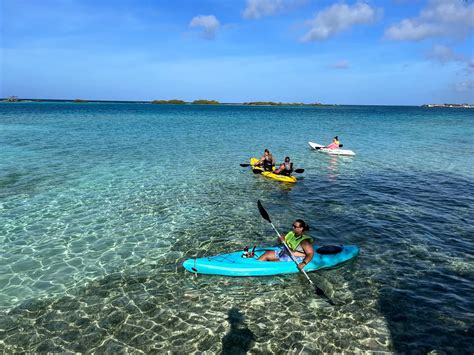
[278,233,286,244]
[297,240,314,270]
[274,163,284,174]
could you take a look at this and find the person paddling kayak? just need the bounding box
[253,149,275,171]
[325,136,341,149]
[273,156,293,176]
[258,219,314,270]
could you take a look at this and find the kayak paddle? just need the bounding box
[256,200,334,304]
[253,168,304,175]
[240,164,304,173]
[313,144,343,149]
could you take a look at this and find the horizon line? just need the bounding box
[2,98,473,107]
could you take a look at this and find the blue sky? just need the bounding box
[1,0,473,105]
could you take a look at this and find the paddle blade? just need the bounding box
[339,144,343,148]
[252,169,262,174]
[294,168,304,173]
[240,164,251,167]
[257,200,271,223]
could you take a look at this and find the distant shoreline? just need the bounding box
[421,103,474,108]
[0,98,336,106]
[1,98,473,108]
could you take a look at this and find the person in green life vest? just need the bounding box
[258,219,314,270]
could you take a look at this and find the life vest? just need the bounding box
[262,158,274,171]
[284,231,313,253]
[281,162,293,176]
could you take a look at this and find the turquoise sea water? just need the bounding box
[0,103,473,352]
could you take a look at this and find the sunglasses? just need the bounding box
[292,224,303,229]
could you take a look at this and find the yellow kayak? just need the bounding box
[250,157,297,183]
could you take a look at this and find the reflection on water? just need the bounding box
[1,103,473,352]
[325,155,339,181]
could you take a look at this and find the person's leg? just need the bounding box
[258,250,279,261]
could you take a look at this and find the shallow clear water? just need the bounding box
[0,103,473,352]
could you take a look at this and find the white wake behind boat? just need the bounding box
[308,141,356,156]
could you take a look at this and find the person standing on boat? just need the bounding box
[325,136,340,149]
[273,156,293,176]
[258,219,314,270]
[254,149,275,171]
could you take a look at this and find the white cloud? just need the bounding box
[243,0,284,19]
[242,0,305,20]
[426,44,474,96]
[427,44,473,73]
[454,78,474,93]
[330,60,350,69]
[189,15,220,40]
[427,44,465,64]
[385,0,474,41]
[302,2,381,42]
[467,59,474,73]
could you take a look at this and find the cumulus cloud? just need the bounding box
[427,44,473,73]
[302,2,381,42]
[427,44,465,64]
[426,44,474,95]
[242,0,306,20]
[385,0,474,41]
[189,15,220,40]
[330,60,350,69]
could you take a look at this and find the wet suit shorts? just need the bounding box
[275,247,304,262]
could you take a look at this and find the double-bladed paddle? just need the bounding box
[314,144,344,150]
[240,164,304,173]
[257,200,334,304]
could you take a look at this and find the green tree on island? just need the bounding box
[151,99,186,104]
[192,99,220,105]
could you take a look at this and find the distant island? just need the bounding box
[422,103,474,108]
[2,96,341,106]
[191,99,219,105]
[151,99,186,104]
[7,97,472,108]
[1,97,150,104]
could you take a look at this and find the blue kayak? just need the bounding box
[183,245,359,276]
